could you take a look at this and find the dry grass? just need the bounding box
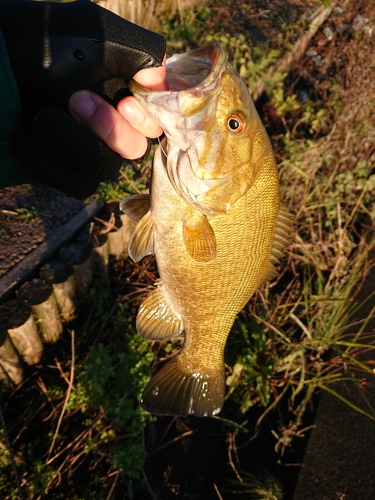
[97,0,208,30]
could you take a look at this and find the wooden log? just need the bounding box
[18,280,63,344]
[59,243,93,295]
[0,199,103,304]
[104,201,125,271]
[0,299,43,365]
[107,220,124,273]
[120,213,135,258]
[40,260,78,322]
[91,226,109,278]
[0,328,24,386]
[94,202,125,272]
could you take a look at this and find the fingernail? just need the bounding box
[119,101,143,124]
[69,91,97,121]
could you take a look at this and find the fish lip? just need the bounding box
[128,42,226,99]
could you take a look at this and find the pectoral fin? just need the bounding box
[128,210,154,262]
[137,284,184,341]
[119,194,150,223]
[261,206,295,284]
[183,212,217,262]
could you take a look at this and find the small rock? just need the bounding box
[298,91,309,104]
[352,15,369,32]
[364,23,374,37]
[323,27,334,41]
[312,56,324,67]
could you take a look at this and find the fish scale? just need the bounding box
[120,42,294,416]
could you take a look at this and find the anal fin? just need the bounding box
[141,355,225,417]
[137,284,183,341]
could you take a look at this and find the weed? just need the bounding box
[97,161,151,202]
[16,206,47,225]
[226,467,284,499]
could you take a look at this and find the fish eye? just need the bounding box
[227,113,246,134]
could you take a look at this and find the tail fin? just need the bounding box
[140,356,225,417]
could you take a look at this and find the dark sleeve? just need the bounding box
[0,29,37,187]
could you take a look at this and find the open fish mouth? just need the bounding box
[128,42,227,119]
[166,42,226,92]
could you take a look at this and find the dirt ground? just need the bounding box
[0,185,86,277]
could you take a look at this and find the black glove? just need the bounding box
[0,0,166,198]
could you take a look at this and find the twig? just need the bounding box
[147,430,195,456]
[249,9,270,19]
[1,209,19,215]
[106,470,121,500]
[55,358,70,385]
[94,212,117,234]
[141,468,157,500]
[47,330,75,459]
[227,430,243,483]
[213,483,224,500]
[46,425,95,467]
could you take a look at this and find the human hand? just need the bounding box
[69,59,167,163]
[0,0,166,198]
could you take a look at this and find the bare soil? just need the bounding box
[0,185,86,278]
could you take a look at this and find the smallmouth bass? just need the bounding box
[120,42,294,417]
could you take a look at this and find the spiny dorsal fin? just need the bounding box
[119,194,150,223]
[137,284,184,341]
[261,263,279,284]
[128,210,154,262]
[140,356,225,417]
[182,212,217,262]
[261,206,295,285]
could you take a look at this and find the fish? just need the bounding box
[120,42,294,417]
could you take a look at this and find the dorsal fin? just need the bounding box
[128,210,155,262]
[119,194,151,223]
[182,212,217,262]
[261,206,295,285]
[137,284,184,341]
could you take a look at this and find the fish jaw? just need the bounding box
[128,42,226,152]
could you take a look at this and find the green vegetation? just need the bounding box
[1,0,375,498]
[15,206,48,226]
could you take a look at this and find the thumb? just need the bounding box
[133,55,168,91]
